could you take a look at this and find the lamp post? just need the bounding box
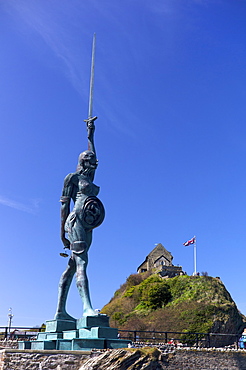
[8,308,14,336]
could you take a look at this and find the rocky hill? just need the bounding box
[101,272,245,345]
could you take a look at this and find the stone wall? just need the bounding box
[1,348,246,369]
[0,341,18,350]
[80,348,246,370]
[0,349,92,370]
[165,349,246,369]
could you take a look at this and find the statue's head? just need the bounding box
[77,150,98,173]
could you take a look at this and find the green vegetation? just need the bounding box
[127,347,161,360]
[101,273,246,335]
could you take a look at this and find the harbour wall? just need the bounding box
[1,347,246,369]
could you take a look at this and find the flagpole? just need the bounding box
[194,236,197,275]
[183,236,197,275]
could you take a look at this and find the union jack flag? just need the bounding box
[183,237,196,246]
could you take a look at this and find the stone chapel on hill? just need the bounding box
[137,243,183,278]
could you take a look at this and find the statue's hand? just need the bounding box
[61,235,70,249]
[85,116,97,133]
[87,119,95,130]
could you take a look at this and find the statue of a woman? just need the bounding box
[55,117,105,320]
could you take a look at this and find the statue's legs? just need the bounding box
[66,218,96,316]
[54,257,76,321]
[73,252,97,316]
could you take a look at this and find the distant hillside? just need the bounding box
[101,272,246,345]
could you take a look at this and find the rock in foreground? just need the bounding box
[79,348,164,370]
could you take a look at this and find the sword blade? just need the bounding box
[88,33,96,119]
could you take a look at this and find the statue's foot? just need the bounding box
[83,308,99,317]
[54,311,76,321]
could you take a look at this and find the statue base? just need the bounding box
[18,316,131,351]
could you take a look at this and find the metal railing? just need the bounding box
[118,329,242,349]
[0,326,243,349]
[0,326,43,341]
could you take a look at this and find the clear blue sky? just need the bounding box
[0,0,246,327]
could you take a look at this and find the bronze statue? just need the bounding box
[54,116,105,320]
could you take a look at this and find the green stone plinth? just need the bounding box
[46,319,76,333]
[31,340,56,350]
[72,338,105,351]
[63,330,79,339]
[77,315,109,329]
[18,341,31,349]
[37,332,63,340]
[37,333,47,340]
[91,326,118,339]
[56,339,72,350]
[46,333,63,340]
[18,315,131,351]
[79,326,118,339]
[78,328,91,338]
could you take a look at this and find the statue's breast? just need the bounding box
[78,179,99,196]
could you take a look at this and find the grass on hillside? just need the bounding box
[101,273,245,335]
